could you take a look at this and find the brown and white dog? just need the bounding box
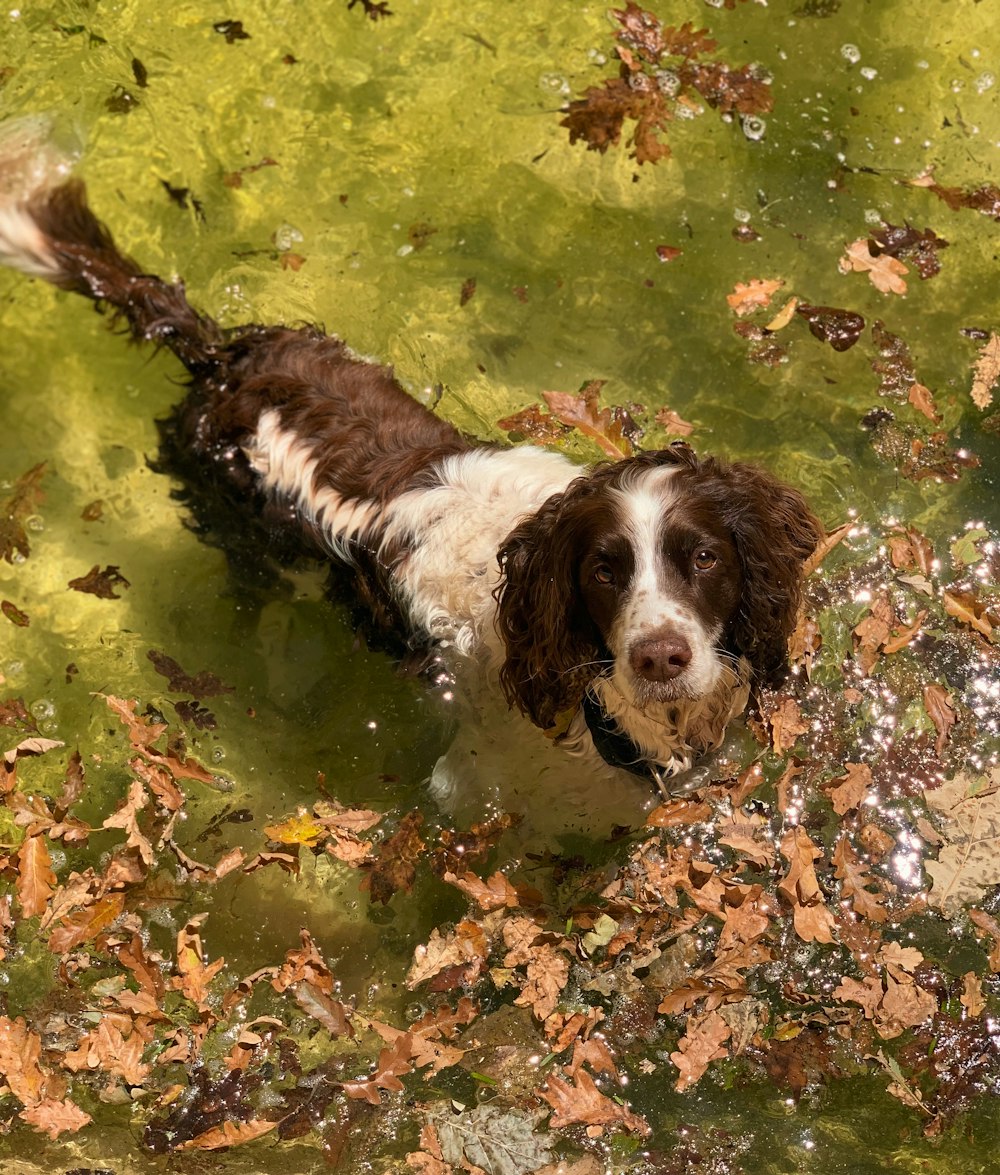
[0,117,822,822]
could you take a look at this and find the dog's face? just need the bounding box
[577,467,744,709]
[496,447,822,736]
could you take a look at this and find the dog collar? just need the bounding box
[582,690,653,779]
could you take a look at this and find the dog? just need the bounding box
[0,116,822,825]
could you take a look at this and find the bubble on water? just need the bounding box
[538,72,570,97]
[860,66,878,81]
[30,698,55,720]
[975,71,995,94]
[733,207,752,223]
[741,115,767,141]
[211,745,227,764]
[273,223,303,252]
[840,44,861,65]
[655,68,680,98]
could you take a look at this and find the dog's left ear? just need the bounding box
[718,463,823,686]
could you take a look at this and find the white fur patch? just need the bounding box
[381,447,578,653]
[0,114,78,282]
[244,409,378,560]
[0,205,61,279]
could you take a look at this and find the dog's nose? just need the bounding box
[629,634,692,682]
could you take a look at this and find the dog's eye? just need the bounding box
[593,564,615,585]
[693,548,718,571]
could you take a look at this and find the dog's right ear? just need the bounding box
[494,484,603,732]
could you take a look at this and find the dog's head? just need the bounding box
[494,444,822,732]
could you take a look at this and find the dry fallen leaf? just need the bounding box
[444,869,520,911]
[176,1119,279,1151]
[970,332,1000,409]
[15,833,56,918]
[542,381,636,460]
[670,1009,731,1091]
[942,589,994,641]
[170,916,225,1010]
[767,697,809,755]
[826,763,873,816]
[833,835,889,923]
[0,1016,49,1107]
[406,921,489,989]
[47,892,125,955]
[513,941,570,1021]
[538,1067,650,1135]
[839,239,908,295]
[960,970,986,1017]
[19,1097,92,1139]
[62,1019,152,1086]
[778,826,835,944]
[726,277,784,316]
[923,683,957,756]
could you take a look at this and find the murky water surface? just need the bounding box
[1,1,999,1172]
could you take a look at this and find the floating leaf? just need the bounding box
[839,239,908,295]
[726,277,784,316]
[15,834,56,918]
[19,1097,92,1139]
[670,1009,731,1091]
[539,1067,649,1135]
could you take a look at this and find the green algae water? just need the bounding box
[1,2,999,1172]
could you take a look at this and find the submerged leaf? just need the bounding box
[430,1104,554,1175]
[924,769,1000,912]
[176,1119,278,1151]
[970,332,1000,409]
[0,463,45,564]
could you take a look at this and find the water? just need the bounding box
[1,1,999,1171]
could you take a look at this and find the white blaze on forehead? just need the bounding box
[614,466,684,618]
[608,464,723,699]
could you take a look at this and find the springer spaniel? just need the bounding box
[0,118,822,816]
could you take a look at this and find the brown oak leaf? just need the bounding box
[15,833,56,918]
[538,1067,650,1135]
[778,826,835,944]
[670,1009,732,1091]
[826,763,873,815]
[176,1120,279,1150]
[19,1097,92,1139]
[839,239,908,295]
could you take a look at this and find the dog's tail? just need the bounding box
[0,115,223,373]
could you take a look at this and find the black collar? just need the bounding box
[582,690,654,779]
